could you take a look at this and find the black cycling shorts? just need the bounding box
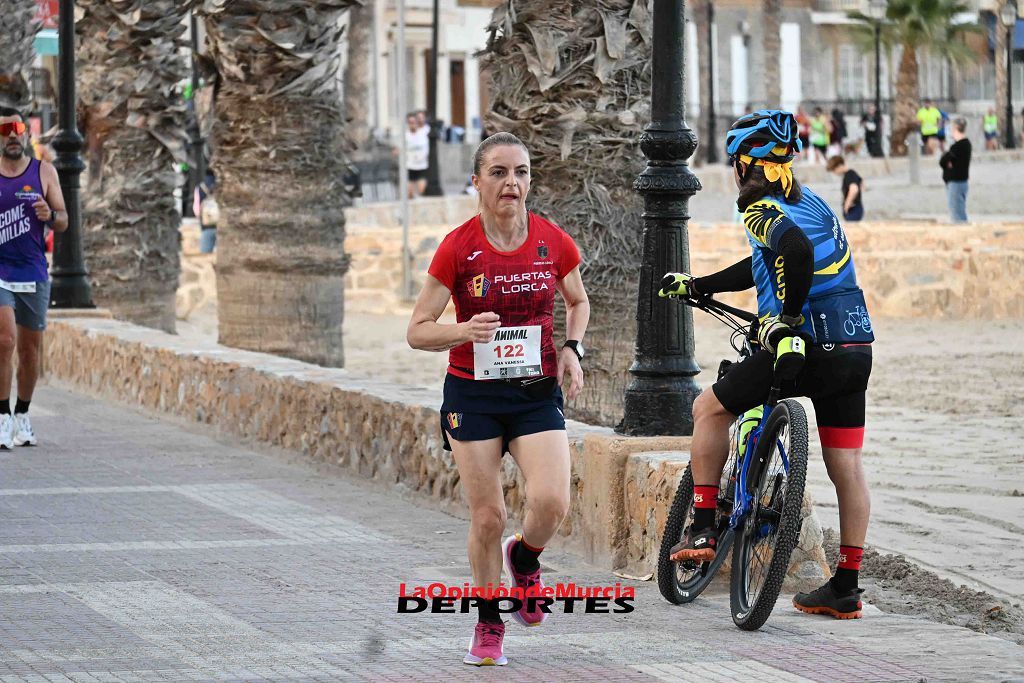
[440,373,565,454]
[713,343,872,449]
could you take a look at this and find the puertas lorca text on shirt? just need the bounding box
[0,204,32,246]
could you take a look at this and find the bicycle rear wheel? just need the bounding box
[657,464,736,605]
[729,399,808,630]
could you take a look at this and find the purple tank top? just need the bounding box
[0,159,49,283]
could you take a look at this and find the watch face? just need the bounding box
[576,343,585,358]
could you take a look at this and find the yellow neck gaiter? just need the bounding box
[740,147,796,198]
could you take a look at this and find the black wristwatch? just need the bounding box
[562,340,585,360]
[45,209,58,228]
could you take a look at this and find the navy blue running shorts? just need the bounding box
[439,373,565,454]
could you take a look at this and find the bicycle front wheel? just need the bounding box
[729,399,809,630]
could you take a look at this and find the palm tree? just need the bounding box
[198,1,359,367]
[77,0,191,332]
[994,0,1009,144]
[344,0,374,152]
[850,0,978,156]
[762,0,782,107]
[0,0,39,108]
[481,0,653,426]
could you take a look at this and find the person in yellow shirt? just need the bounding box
[916,99,942,155]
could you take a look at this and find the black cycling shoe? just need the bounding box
[793,581,865,619]
[669,526,718,563]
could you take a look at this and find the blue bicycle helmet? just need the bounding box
[725,109,802,162]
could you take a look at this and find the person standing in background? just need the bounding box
[809,108,830,164]
[826,156,865,222]
[405,113,429,198]
[983,109,999,151]
[861,104,883,158]
[796,106,811,162]
[939,117,971,223]
[917,99,942,155]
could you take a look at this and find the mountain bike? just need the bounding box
[656,294,809,631]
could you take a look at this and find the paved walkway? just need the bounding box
[1,386,1022,682]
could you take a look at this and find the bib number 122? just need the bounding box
[493,344,525,358]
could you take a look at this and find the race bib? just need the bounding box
[0,279,36,293]
[473,325,542,380]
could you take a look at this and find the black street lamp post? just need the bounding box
[618,0,702,436]
[705,2,717,164]
[866,0,887,157]
[49,0,94,309]
[1001,0,1018,149]
[423,0,444,196]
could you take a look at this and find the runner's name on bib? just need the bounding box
[473,325,542,380]
[0,279,35,293]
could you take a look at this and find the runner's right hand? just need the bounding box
[463,311,501,343]
[658,272,696,299]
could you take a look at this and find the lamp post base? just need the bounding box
[49,275,96,309]
[618,375,702,436]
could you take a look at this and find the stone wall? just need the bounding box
[44,316,827,589]
[178,200,1024,320]
[340,205,1024,318]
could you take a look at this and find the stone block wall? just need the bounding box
[44,316,827,587]
[341,216,1024,318]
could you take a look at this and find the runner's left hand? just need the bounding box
[32,200,52,222]
[557,347,584,401]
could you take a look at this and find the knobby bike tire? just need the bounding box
[657,464,735,605]
[729,399,809,630]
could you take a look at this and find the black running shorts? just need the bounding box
[713,343,872,448]
[439,373,565,454]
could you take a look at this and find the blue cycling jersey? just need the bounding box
[742,188,873,344]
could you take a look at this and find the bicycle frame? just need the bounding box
[683,296,791,536]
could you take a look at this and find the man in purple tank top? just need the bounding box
[0,107,68,448]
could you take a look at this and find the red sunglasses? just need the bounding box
[0,122,27,137]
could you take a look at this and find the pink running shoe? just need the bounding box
[502,533,547,627]
[463,621,507,666]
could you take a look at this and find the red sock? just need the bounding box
[692,485,719,530]
[838,545,863,571]
[832,545,864,593]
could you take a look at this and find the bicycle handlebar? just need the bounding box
[684,294,758,324]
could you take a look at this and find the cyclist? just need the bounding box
[659,110,874,620]
[407,132,590,665]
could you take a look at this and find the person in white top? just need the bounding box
[405,113,430,198]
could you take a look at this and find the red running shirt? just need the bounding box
[428,212,581,380]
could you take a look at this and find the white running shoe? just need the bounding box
[13,413,35,446]
[0,413,14,449]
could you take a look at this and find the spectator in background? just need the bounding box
[796,106,811,162]
[809,108,830,164]
[405,112,429,198]
[828,108,847,158]
[917,99,942,155]
[826,155,864,222]
[983,109,999,151]
[936,108,950,152]
[861,104,884,158]
[939,117,971,223]
[195,171,218,253]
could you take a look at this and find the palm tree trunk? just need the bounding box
[344,0,374,152]
[890,43,919,156]
[995,0,1009,143]
[482,0,652,426]
[762,0,782,107]
[77,0,189,332]
[199,1,357,367]
[0,0,39,108]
